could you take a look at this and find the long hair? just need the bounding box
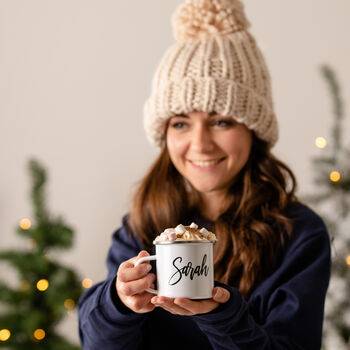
[129,134,298,298]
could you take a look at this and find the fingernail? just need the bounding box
[144,264,152,272]
[215,288,223,299]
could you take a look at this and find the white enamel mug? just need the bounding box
[135,240,215,299]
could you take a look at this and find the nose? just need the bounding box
[190,123,214,153]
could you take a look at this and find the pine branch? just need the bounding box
[0,251,50,279]
[320,65,345,158]
[0,283,20,305]
[28,159,49,224]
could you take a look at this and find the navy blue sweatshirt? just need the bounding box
[78,203,331,349]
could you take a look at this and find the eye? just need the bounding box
[170,122,186,129]
[212,119,234,127]
[169,116,189,130]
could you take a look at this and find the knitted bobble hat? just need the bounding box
[144,0,278,147]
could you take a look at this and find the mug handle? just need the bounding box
[134,255,157,294]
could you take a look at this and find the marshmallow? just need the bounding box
[160,232,168,240]
[200,228,210,237]
[189,222,198,229]
[175,224,186,234]
[168,232,177,241]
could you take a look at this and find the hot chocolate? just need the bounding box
[153,222,216,243]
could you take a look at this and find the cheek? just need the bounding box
[225,134,252,164]
[166,132,186,160]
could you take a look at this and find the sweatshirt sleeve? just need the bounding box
[78,216,148,350]
[193,207,331,350]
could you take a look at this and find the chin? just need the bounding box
[190,182,220,194]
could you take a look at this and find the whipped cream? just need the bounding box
[154,222,216,243]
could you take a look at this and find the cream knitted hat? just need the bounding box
[144,0,278,147]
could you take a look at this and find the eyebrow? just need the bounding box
[174,114,189,118]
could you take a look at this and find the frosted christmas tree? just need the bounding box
[305,65,350,349]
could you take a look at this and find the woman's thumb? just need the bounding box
[138,250,150,257]
[213,287,230,303]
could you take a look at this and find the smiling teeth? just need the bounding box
[191,159,220,167]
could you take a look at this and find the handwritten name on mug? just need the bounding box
[169,254,209,286]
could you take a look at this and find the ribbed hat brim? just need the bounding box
[144,77,278,147]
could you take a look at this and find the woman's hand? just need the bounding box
[116,250,156,313]
[150,287,230,316]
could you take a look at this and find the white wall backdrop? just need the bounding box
[1,0,349,344]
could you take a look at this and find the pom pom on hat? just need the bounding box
[172,0,250,42]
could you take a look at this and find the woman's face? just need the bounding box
[166,111,252,196]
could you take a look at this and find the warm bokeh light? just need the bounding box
[36,279,49,291]
[64,298,75,309]
[330,171,341,182]
[0,329,11,341]
[19,218,31,230]
[315,137,327,149]
[33,329,45,340]
[82,278,93,289]
[346,255,350,266]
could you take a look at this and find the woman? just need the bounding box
[78,1,331,349]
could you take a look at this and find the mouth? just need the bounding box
[188,158,225,169]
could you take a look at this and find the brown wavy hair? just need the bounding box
[129,134,298,299]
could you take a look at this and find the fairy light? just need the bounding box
[315,137,327,149]
[19,218,31,230]
[36,279,49,291]
[64,299,75,310]
[330,171,341,182]
[0,329,11,341]
[82,278,93,289]
[33,329,45,340]
[346,255,350,266]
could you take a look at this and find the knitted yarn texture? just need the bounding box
[144,0,278,147]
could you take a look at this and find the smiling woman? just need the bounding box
[78,0,331,349]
